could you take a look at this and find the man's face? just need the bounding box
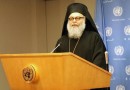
[68,12,85,27]
[67,12,86,39]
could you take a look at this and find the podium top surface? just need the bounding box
[0,52,72,57]
[0,52,111,75]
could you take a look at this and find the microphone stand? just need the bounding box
[50,43,60,53]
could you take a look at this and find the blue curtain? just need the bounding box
[95,0,130,90]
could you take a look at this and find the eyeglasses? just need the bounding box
[68,16,85,21]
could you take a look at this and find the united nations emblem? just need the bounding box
[116,85,125,90]
[113,6,123,16]
[109,65,114,74]
[105,27,112,36]
[22,65,38,83]
[124,25,130,35]
[125,65,130,75]
[114,46,124,56]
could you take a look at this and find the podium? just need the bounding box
[0,52,111,90]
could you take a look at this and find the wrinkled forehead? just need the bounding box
[69,12,84,17]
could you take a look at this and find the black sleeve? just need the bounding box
[92,34,107,70]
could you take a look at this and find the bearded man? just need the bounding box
[54,3,109,90]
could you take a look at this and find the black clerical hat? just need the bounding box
[62,3,98,36]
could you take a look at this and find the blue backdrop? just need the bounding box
[95,0,130,90]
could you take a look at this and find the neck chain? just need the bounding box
[69,38,80,53]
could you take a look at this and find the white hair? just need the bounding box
[67,22,86,39]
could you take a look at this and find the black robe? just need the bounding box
[54,3,109,90]
[55,30,106,70]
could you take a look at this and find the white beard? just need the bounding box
[67,22,85,39]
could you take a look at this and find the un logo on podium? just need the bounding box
[22,65,38,83]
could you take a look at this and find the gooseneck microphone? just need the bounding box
[50,43,61,53]
[105,51,109,71]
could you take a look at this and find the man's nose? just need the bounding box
[72,18,77,22]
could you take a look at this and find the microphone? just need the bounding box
[105,51,108,64]
[105,51,109,71]
[104,52,110,90]
[50,43,61,53]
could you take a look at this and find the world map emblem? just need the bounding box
[105,27,112,36]
[114,46,124,56]
[109,65,114,74]
[113,6,123,16]
[125,65,130,75]
[124,25,130,35]
[116,85,125,90]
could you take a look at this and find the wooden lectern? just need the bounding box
[0,53,111,90]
